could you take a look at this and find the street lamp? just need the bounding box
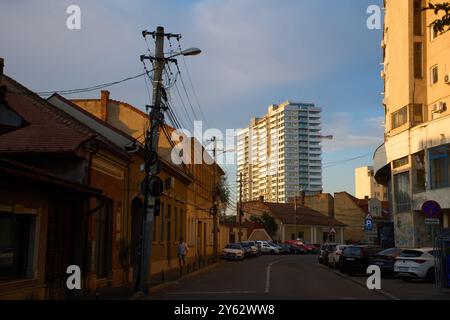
[168,47,202,58]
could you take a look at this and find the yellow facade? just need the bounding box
[374,0,450,248]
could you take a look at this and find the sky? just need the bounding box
[0,0,385,204]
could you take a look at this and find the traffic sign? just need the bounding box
[364,218,373,231]
[425,218,440,225]
[329,227,336,234]
[422,200,442,219]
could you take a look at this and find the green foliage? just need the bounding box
[217,175,231,207]
[424,2,450,33]
[250,213,278,237]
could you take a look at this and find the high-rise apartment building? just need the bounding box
[355,166,388,201]
[374,0,450,248]
[237,101,322,203]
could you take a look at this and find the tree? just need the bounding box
[250,213,278,237]
[217,175,231,208]
[424,2,450,33]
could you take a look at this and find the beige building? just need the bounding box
[237,101,322,203]
[374,0,450,248]
[355,166,388,201]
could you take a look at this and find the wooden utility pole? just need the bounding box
[211,136,219,262]
[238,172,243,242]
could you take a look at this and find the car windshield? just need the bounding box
[344,247,361,257]
[399,250,423,258]
[337,245,347,250]
[227,244,241,249]
[378,248,402,256]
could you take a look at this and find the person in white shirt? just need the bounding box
[177,237,189,269]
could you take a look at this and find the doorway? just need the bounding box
[130,197,143,280]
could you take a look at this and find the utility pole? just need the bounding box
[134,26,166,294]
[238,172,243,242]
[211,136,219,262]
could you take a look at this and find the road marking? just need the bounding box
[265,259,284,293]
[167,291,259,295]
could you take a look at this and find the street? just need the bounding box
[149,255,386,300]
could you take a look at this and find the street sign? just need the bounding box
[422,200,442,219]
[425,218,440,225]
[329,227,336,234]
[364,217,373,231]
[366,213,373,220]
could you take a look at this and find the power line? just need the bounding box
[35,71,152,96]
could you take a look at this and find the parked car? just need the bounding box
[241,241,259,257]
[370,247,404,277]
[394,248,436,282]
[257,241,280,254]
[301,241,320,254]
[278,243,293,255]
[328,245,348,269]
[318,243,338,265]
[338,245,381,276]
[221,243,245,261]
[284,240,306,254]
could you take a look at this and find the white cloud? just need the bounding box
[322,113,384,152]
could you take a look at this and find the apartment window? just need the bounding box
[430,145,450,189]
[412,152,426,193]
[393,156,409,169]
[394,172,411,213]
[413,0,423,36]
[431,65,439,85]
[414,42,423,78]
[411,104,423,126]
[0,213,33,281]
[391,107,408,129]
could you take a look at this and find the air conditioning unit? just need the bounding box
[445,74,450,84]
[432,102,447,113]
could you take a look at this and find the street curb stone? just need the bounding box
[129,260,225,299]
[318,263,401,300]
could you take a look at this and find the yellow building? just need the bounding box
[71,91,225,270]
[374,0,450,248]
[354,166,388,201]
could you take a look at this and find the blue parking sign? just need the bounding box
[365,218,373,231]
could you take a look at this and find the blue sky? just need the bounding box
[0,0,385,201]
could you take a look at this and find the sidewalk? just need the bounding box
[80,258,220,300]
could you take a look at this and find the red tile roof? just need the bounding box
[243,201,346,227]
[0,75,94,154]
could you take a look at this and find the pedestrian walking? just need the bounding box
[177,237,189,270]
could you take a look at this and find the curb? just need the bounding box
[129,261,225,300]
[318,263,400,300]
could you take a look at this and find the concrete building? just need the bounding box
[237,101,322,203]
[374,0,450,248]
[355,166,388,201]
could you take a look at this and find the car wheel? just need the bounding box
[426,268,436,283]
[270,250,275,255]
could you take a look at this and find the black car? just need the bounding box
[240,242,254,258]
[278,243,293,255]
[338,245,381,276]
[370,247,404,277]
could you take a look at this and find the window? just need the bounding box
[411,104,423,126]
[413,0,423,36]
[394,172,411,213]
[391,107,408,129]
[412,152,426,193]
[414,42,423,78]
[431,65,439,85]
[430,145,450,189]
[0,213,33,281]
[393,156,409,169]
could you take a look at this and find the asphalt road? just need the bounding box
[149,255,386,300]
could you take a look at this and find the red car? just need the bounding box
[285,240,319,254]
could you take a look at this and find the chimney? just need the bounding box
[100,90,110,121]
[259,195,264,203]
